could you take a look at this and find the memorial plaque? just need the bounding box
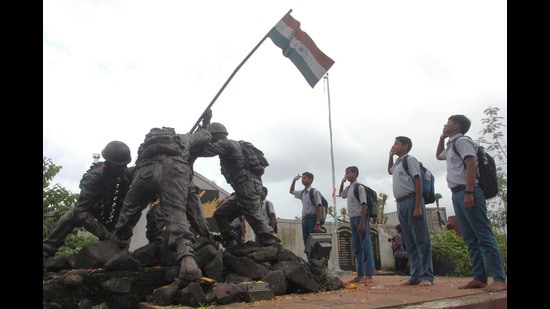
[337,226,381,271]
[337,226,355,271]
[370,227,381,271]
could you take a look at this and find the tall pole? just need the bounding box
[324,73,337,220]
[324,73,342,272]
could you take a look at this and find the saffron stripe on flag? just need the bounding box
[268,13,335,88]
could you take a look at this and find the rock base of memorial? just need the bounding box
[43,237,344,308]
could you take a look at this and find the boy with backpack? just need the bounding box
[289,171,325,260]
[339,166,376,284]
[388,136,434,287]
[436,114,506,292]
[257,186,277,245]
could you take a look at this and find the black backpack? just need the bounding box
[353,183,379,218]
[401,155,436,204]
[304,188,328,225]
[239,140,269,176]
[451,136,498,199]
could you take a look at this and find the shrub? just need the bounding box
[430,230,472,277]
[55,230,99,257]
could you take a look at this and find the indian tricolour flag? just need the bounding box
[267,13,335,88]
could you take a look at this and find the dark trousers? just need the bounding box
[214,175,279,246]
[394,257,409,276]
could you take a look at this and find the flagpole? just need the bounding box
[324,73,343,273]
[324,73,336,219]
[189,9,293,133]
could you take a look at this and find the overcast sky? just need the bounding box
[43,0,507,220]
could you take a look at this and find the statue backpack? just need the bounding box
[239,140,269,176]
[139,127,181,160]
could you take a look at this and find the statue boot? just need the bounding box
[178,255,202,283]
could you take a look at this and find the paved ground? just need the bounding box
[139,274,507,308]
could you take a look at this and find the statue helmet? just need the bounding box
[207,122,228,135]
[101,141,131,165]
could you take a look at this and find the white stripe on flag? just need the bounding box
[268,14,335,88]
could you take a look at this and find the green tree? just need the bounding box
[43,157,99,256]
[476,106,507,237]
[477,106,507,271]
[376,193,389,224]
[477,106,507,210]
[43,157,79,238]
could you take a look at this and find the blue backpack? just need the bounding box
[401,155,435,204]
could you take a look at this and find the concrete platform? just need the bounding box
[138,274,507,308]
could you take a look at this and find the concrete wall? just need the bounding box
[385,207,447,232]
